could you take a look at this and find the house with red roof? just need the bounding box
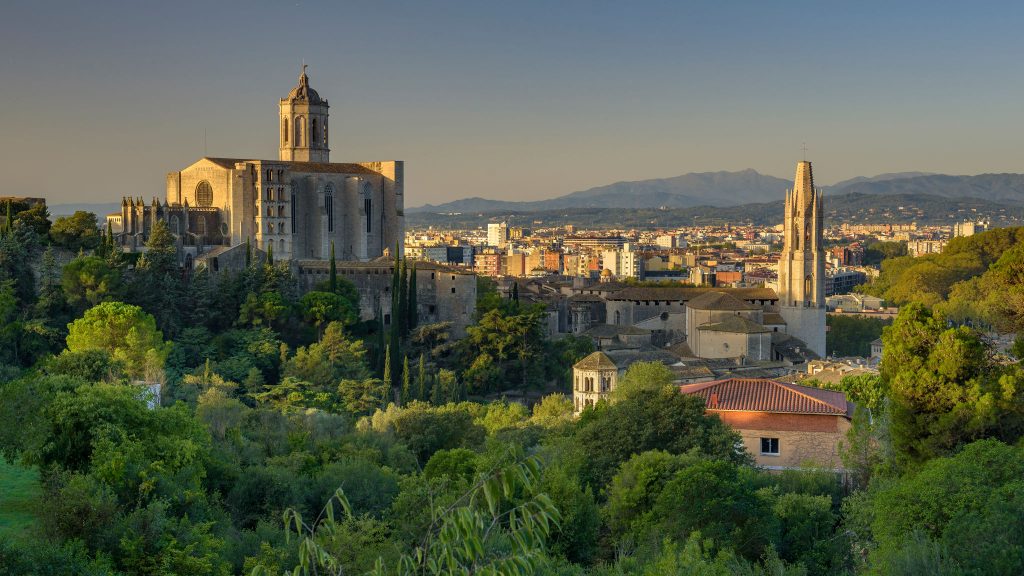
[680,378,854,471]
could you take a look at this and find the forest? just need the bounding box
[1,203,1023,575]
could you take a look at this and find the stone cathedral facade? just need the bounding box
[777,161,826,357]
[120,67,404,263]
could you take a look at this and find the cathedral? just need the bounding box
[119,66,404,263]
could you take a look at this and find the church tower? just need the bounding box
[279,66,330,163]
[777,161,826,357]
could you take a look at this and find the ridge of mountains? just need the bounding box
[410,170,1024,214]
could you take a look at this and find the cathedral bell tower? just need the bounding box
[279,65,330,163]
[777,160,826,357]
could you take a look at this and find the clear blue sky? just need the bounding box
[2,0,1024,206]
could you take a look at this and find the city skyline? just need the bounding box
[3,1,1024,206]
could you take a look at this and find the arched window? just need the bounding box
[295,116,304,146]
[195,181,213,207]
[311,118,319,146]
[196,217,206,236]
[268,188,274,202]
[266,169,273,182]
[268,222,274,234]
[324,119,328,146]
[267,206,273,217]
[283,119,289,144]
[325,184,334,232]
[278,205,285,217]
[279,239,285,256]
[169,215,179,233]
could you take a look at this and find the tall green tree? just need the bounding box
[407,262,417,331]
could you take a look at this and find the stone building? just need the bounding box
[777,161,826,357]
[680,378,853,471]
[294,258,477,338]
[120,67,404,264]
[572,351,618,414]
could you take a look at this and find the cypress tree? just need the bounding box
[512,282,519,304]
[374,303,385,374]
[398,258,409,336]
[417,353,427,400]
[383,344,392,389]
[408,262,418,330]
[96,229,107,258]
[266,241,274,265]
[245,237,252,267]
[329,240,337,292]
[2,201,11,236]
[106,220,114,247]
[401,355,411,405]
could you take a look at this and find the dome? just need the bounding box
[286,66,324,105]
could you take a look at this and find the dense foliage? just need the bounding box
[1,206,1023,574]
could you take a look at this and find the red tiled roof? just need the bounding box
[680,378,852,417]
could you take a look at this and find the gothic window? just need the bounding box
[266,169,273,182]
[364,198,372,233]
[324,119,328,146]
[291,191,296,233]
[278,170,283,181]
[325,184,334,232]
[196,217,206,236]
[283,119,289,144]
[311,118,319,146]
[268,222,274,234]
[279,239,285,255]
[295,116,304,146]
[278,206,285,217]
[195,181,213,207]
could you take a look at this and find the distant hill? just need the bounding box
[407,192,1024,230]
[409,169,793,213]
[412,170,1024,215]
[49,203,121,218]
[831,173,1024,204]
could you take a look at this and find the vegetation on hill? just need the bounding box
[1,201,1024,574]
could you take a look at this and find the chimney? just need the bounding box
[709,393,719,408]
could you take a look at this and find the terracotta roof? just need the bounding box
[763,312,786,325]
[687,291,761,311]
[604,286,777,302]
[574,351,617,370]
[680,378,852,417]
[583,324,651,338]
[201,157,382,175]
[665,340,695,358]
[696,315,770,334]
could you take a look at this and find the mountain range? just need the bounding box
[409,170,1024,214]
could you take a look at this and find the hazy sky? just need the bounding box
[3,0,1024,207]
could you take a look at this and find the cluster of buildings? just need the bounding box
[106,67,478,337]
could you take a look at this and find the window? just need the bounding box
[283,119,289,144]
[325,184,334,232]
[364,198,372,233]
[451,287,456,293]
[291,191,296,232]
[266,169,273,182]
[760,438,780,455]
[312,118,319,146]
[295,116,304,146]
[195,181,213,207]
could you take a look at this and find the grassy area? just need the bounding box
[0,457,40,541]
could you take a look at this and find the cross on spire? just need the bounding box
[801,142,807,161]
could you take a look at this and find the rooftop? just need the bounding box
[680,378,853,417]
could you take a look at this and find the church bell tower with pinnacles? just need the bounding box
[777,161,826,357]
[280,65,330,163]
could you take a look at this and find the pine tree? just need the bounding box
[417,353,427,401]
[245,237,252,267]
[266,241,274,266]
[383,344,392,389]
[408,261,418,330]
[329,240,337,292]
[401,355,411,405]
